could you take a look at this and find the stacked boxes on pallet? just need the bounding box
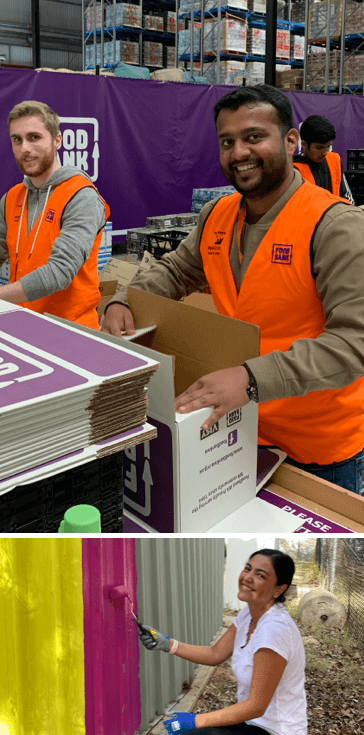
[205,60,246,85]
[164,46,176,67]
[179,25,201,56]
[307,49,341,88]
[308,0,342,40]
[163,12,185,34]
[248,0,286,15]
[143,15,164,32]
[344,53,364,86]
[86,3,103,30]
[345,0,364,33]
[105,3,142,28]
[276,68,303,89]
[247,27,290,59]
[291,1,305,24]
[103,40,140,65]
[143,41,163,66]
[290,35,305,60]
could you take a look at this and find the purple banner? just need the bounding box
[0,70,362,233]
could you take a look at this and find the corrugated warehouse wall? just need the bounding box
[0,0,82,70]
[135,538,225,732]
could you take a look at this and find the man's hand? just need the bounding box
[101,302,136,338]
[174,366,251,430]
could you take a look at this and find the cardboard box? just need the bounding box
[265,463,364,533]
[121,288,260,532]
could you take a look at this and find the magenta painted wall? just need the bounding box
[82,539,141,735]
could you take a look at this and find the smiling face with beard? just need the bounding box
[9,114,62,187]
[216,102,298,204]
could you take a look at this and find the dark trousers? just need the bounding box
[184,725,269,735]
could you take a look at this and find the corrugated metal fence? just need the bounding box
[135,538,225,732]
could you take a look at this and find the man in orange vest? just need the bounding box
[0,100,110,329]
[293,114,354,203]
[102,85,364,493]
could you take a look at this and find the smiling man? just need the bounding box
[102,85,364,492]
[293,114,354,203]
[0,100,110,328]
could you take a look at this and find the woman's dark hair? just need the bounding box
[300,115,336,146]
[249,548,295,603]
[213,84,293,137]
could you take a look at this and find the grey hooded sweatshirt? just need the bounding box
[0,165,107,301]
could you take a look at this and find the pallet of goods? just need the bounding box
[143,15,164,32]
[308,0,342,41]
[143,40,163,67]
[105,3,142,29]
[290,34,305,60]
[276,67,303,89]
[345,0,364,34]
[86,3,104,30]
[307,49,341,87]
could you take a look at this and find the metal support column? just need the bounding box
[339,0,347,93]
[324,0,331,92]
[31,0,41,69]
[176,0,180,67]
[216,0,221,85]
[190,0,195,73]
[303,0,309,91]
[200,0,204,76]
[265,0,277,86]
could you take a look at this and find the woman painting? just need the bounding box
[138,548,307,735]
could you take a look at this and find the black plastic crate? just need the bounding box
[344,170,364,194]
[347,149,364,169]
[0,453,124,533]
[145,228,188,259]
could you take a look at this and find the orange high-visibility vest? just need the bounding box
[294,152,342,196]
[200,181,364,464]
[5,175,110,329]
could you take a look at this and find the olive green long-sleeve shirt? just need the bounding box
[106,170,364,404]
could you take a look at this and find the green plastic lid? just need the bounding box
[58,504,101,533]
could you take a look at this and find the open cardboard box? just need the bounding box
[121,287,261,532]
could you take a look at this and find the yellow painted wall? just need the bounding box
[0,539,85,735]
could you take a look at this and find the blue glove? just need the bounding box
[164,713,196,734]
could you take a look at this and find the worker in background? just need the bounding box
[293,114,355,203]
[0,100,110,328]
[102,85,364,493]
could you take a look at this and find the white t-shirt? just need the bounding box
[232,604,307,735]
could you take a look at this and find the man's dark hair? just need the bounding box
[213,84,293,137]
[300,115,336,146]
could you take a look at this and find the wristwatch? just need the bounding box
[243,363,259,403]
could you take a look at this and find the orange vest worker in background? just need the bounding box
[293,114,354,203]
[0,100,110,329]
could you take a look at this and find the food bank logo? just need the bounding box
[271,243,292,264]
[57,117,100,182]
[0,342,53,389]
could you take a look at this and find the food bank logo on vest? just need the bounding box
[271,243,292,264]
[57,117,100,182]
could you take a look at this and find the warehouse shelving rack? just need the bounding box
[83,0,177,71]
[177,0,305,85]
[302,0,364,94]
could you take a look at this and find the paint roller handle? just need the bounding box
[137,623,171,652]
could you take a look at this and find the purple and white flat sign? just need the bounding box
[258,488,354,533]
